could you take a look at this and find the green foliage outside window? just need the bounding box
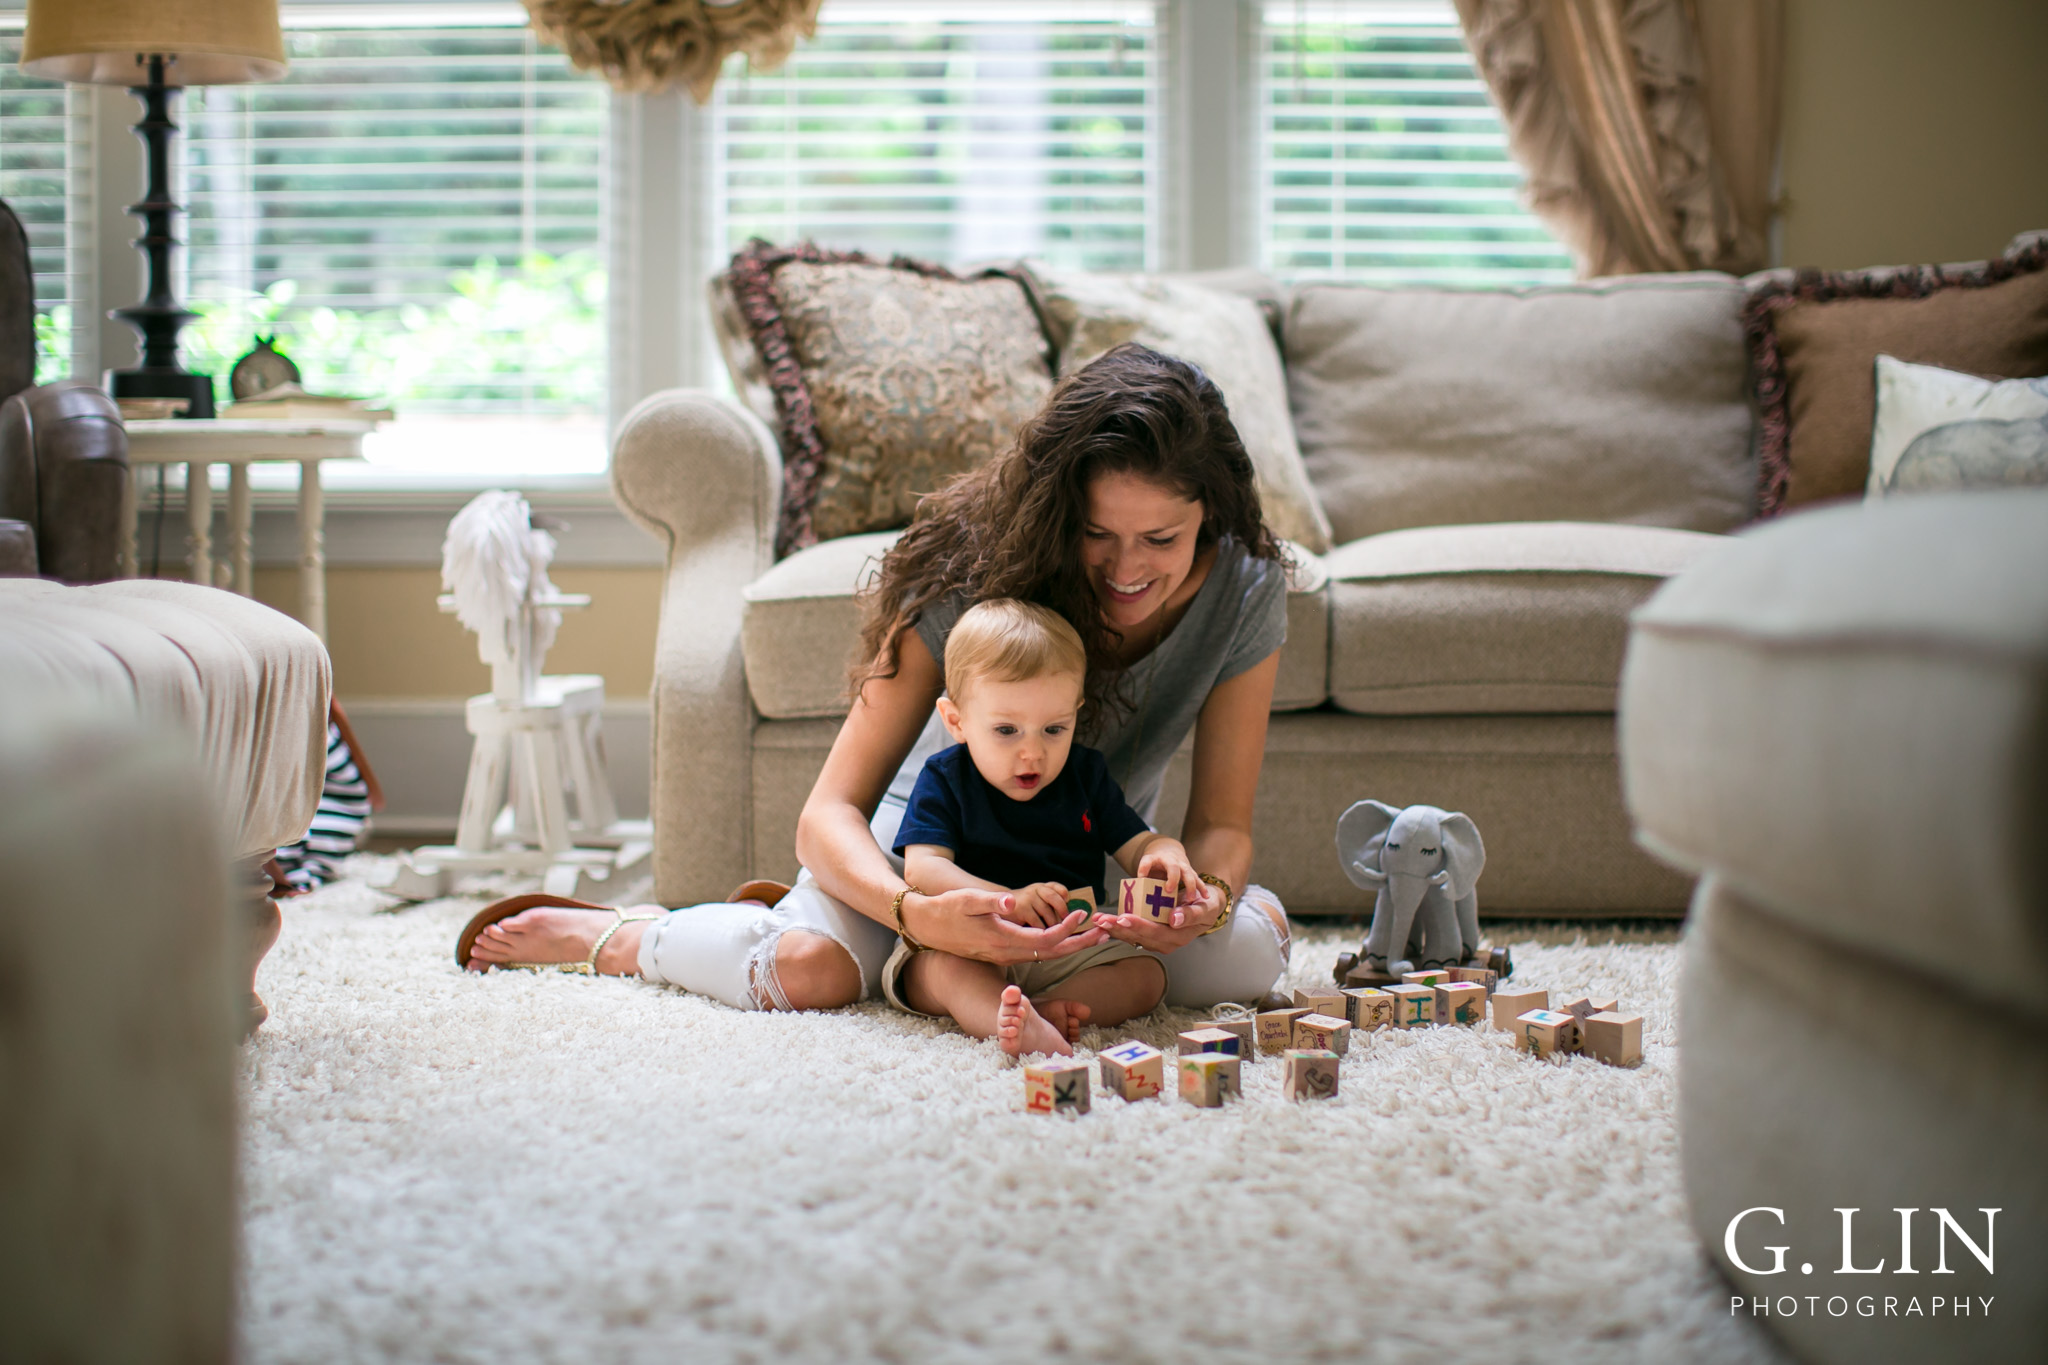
[184,250,603,413]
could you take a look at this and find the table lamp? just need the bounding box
[21,1,286,419]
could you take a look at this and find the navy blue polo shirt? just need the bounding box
[893,742,1152,899]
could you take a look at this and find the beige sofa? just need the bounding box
[612,269,1763,915]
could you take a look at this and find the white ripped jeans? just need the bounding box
[634,799,1291,1011]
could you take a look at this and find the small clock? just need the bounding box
[230,336,302,401]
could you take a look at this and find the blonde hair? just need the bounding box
[943,600,1087,705]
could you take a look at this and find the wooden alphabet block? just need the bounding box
[1589,996,1619,1016]
[1291,1012,1352,1056]
[1098,1040,1165,1100]
[1178,1052,1241,1107]
[1385,983,1436,1028]
[1178,1026,1244,1058]
[1293,988,1346,1019]
[1256,1007,1310,1054]
[1401,969,1450,990]
[1449,965,1498,993]
[1118,876,1178,924]
[1064,885,1097,915]
[1490,986,1549,1030]
[1558,995,1597,1022]
[1581,1011,1643,1067]
[1341,987,1393,1031]
[1433,981,1488,1026]
[1515,1008,1576,1058]
[1198,1017,1256,1056]
[1283,1049,1341,1101]
[1025,1057,1092,1114]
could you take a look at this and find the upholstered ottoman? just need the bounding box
[1618,490,2048,1362]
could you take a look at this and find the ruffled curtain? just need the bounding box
[524,0,823,103]
[1452,0,1782,277]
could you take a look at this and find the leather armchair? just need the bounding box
[0,198,128,582]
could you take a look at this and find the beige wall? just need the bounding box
[1780,0,2048,270]
[252,566,662,701]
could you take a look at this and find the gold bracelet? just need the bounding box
[892,883,928,952]
[1197,873,1234,936]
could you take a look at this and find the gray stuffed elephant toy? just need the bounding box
[1335,800,1487,977]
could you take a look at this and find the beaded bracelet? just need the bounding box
[891,883,928,952]
[1196,872,1235,936]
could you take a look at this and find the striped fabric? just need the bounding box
[271,721,373,891]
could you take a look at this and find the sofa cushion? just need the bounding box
[1287,273,1756,544]
[742,534,1332,720]
[1619,489,2048,1011]
[716,242,1053,556]
[1326,522,1723,715]
[1020,262,1335,553]
[1742,229,2048,513]
[1868,355,2048,498]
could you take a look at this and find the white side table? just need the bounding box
[121,418,381,642]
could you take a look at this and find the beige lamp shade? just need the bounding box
[22,0,286,86]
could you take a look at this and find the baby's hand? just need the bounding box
[1006,882,1072,929]
[1136,842,1201,907]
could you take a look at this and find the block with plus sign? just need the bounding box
[1119,876,1178,924]
[1024,1056,1092,1114]
[1098,1040,1165,1100]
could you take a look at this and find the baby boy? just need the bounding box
[888,599,1199,1056]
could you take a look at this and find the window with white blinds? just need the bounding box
[182,5,607,447]
[0,33,83,384]
[1260,0,1570,284]
[710,1,1158,274]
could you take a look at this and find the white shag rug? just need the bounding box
[243,867,1789,1365]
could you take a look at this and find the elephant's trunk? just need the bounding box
[1365,873,1434,971]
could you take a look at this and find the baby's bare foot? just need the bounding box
[996,984,1073,1057]
[1035,998,1091,1045]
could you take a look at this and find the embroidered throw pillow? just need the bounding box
[1019,262,1334,554]
[1866,355,2048,499]
[1742,230,2048,514]
[720,241,1053,556]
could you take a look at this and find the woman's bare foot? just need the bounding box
[996,984,1077,1057]
[466,906,648,975]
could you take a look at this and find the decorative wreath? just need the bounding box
[523,0,823,102]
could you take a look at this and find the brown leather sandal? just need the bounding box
[455,892,657,973]
[726,879,792,906]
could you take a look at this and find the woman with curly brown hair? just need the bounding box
[467,344,1295,1016]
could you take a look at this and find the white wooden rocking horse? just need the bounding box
[372,491,650,901]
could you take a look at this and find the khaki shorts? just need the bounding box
[882,935,1156,1016]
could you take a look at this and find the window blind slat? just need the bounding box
[709,2,1157,274]
[1259,0,1571,285]
[182,23,607,419]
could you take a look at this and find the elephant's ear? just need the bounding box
[1438,813,1486,899]
[1336,800,1402,890]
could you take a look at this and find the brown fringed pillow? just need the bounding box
[721,241,1054,557]
[1742,230,2048,516]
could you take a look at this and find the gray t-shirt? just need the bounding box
[885,536,1288,825]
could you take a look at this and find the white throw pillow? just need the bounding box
[1867,355,2048,499]
[1019,261,1334,553]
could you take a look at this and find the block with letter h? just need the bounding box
[1099,1040,1164,1101]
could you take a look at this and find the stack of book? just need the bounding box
[222,382,393,423]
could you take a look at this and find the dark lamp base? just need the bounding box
[108,369,216,420]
